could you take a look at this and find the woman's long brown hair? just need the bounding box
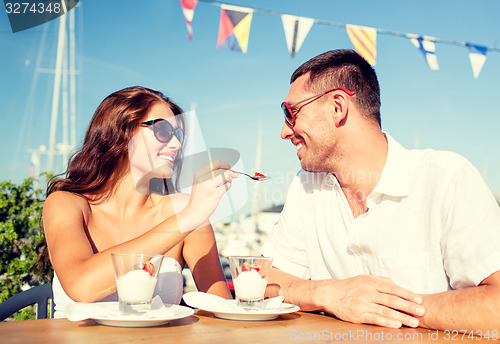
[47,86,184,198]
[36,86,185,273]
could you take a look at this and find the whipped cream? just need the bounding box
[233,269,267,301]
[116,269,157,303]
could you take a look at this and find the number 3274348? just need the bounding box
[5,2,62,15]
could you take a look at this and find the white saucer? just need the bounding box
[182,292,300,321]
[88,303,194,327]
[211,301,300,321]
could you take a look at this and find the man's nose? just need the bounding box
[281,122,294,140]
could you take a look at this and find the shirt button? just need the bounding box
[349,246,362,256]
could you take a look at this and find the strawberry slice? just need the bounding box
[142,261,155,276]
[242,262,261,272]
[253,172,266,178]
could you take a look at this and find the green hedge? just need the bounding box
[0,176,53,320]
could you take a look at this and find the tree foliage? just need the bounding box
[0,176,52,320]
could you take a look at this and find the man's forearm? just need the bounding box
[419,278,500,331]
[265,267,322,311]
[265,267,425,330]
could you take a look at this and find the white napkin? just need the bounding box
[65,295,168,321]
[262,295,285,309]
[182,292,285,312]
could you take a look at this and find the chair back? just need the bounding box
[0,284,54,321]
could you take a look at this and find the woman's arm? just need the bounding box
[43,191,194,303]
[45,162,237,303]
[182,224,231,299]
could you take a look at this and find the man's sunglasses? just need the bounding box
[281,87,356,127]
[140,118,184,144]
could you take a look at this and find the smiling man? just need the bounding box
[261,49,500,331]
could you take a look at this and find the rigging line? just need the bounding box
[10,26,49,179]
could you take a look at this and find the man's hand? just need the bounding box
[317,275,425,328]
[267,268,425,329]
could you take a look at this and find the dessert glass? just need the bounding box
[228,256,273,309]
[111,253,164,314]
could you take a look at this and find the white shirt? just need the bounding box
[261,134,500,294]
[53,257,183,318]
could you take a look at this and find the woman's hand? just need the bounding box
[181,160,238,230]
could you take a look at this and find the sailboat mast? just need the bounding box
[252,122,263,231]
[70,6,77,149]
[46,1,78,173]
[47,13,67,172]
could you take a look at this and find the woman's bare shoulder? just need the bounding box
[43,190,90,217]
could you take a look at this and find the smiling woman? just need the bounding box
[47,87,186,198]
[39,86,238,318]
[128,102,185,194]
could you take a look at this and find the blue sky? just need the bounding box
[1,0,499,213]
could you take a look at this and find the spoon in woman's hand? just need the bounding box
[223,169,270,181]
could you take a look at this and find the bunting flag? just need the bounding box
[216,5,253,53]
[176,1,498,78]
[346,24,377,65]
[467,43,487,79]
[409,35,439,70]
[281,14,315,58]
[180,0,198,40]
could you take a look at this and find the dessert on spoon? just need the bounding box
[225,169,270,181]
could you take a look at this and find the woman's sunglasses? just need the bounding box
[281,87,356,127]
[140,118,184,144]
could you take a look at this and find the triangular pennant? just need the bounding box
[216,5,253,53]
[179,0,198,40]
[409,35,439,70]
[346,24,377,65]
[281,14,315,58]
[467,43,487,79]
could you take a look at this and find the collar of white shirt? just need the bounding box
[371,133,411,198]
[323,132,411,198]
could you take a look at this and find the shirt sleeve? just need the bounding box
[440,157,500,289]
[261,172,311,279]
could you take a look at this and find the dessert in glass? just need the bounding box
[111,253,164,314]
[228,256,273,309]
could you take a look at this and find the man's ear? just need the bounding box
[331,93,349,127]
